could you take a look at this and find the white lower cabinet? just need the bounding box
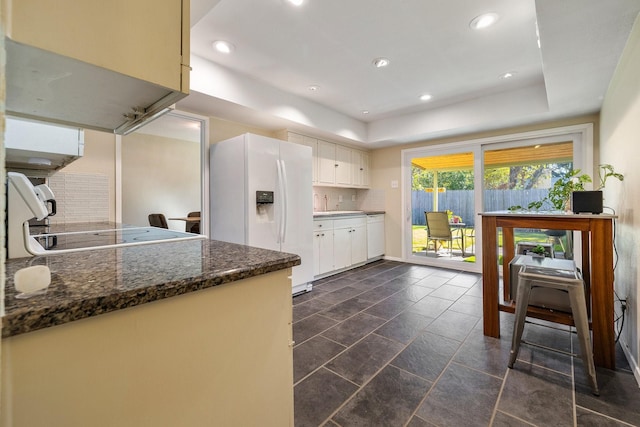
[313,220,334,276]
[351,222,367,265]
[313,216,366,276]
[367,214,385,259]
[332,227,352,270]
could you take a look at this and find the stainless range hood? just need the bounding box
[5,39,186,135]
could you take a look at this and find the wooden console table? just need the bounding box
[480,211,617,369]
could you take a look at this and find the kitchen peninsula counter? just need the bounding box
[2,237,298,426]
[3,237,300,338]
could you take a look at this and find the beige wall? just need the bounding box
[370,114,600,259]
[600,13,640,380]
[121,132,200,230]
[209,117,278,145]
[61,130,117,222]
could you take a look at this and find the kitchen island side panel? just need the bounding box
[1,269,294,427]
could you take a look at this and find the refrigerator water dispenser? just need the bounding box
[256,191,274,204]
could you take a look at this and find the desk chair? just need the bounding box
[148,213,168,229]
[424,211,463,256]
[186,211,200,234]
[508,264,599,395]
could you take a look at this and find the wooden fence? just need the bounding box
[412,189,550,226]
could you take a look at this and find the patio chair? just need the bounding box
[425,211,464,256]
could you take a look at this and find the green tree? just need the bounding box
[437,170,474,190]
[485,164,553,189]
[412,167,474,190]
[412,166,433,190]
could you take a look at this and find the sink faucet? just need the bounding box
[324,195,328,212]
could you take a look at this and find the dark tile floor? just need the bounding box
[292,260,640,427]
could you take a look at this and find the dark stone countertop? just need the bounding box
[313,211,385,219]
[3,238,301,338]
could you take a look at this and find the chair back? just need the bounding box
[425,211,452,239]
[186,211,200,233]
[148,213,168,229]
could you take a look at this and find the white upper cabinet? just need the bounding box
[284,131,370,189]
[351,149,370,188]
[287,133,318,184]
[3,0,190,133]
[335,145,352,185]
[318,140,337,185]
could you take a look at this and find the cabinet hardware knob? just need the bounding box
[335,164,338,167]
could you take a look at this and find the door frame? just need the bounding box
[401,123,594,272]
[115,110,210,236]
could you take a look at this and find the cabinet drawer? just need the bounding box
[313,220,334,231]
[334,216,366,229]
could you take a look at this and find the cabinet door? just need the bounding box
[318,140,337,185]
[367,216,385,258]
[288,133,318,184]
[318,232,334,275]
[7,0,187,92]
[302,136,319,184]
[351,150,370,188]
[333,228,352,270]
[335,145,352,186]
[351,150,362,186]
[313,232,321,277]
[361,151,370,187]
[351,224,368,265]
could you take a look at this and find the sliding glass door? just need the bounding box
[404,146,481,270]
[483,141,575,259]
[401,124,592,272]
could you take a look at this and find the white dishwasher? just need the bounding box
[366,214,385,259]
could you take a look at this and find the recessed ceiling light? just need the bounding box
[419,94,432,101]
[287,0,304,5]
[362,110,369,115]
[308,85,319,91]
[469,13,499,30]
[372,57,390,68]
[212,40,234,54]
[499,71,516,80]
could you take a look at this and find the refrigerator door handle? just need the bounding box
[276,159,284,244]
[280,160,288,243]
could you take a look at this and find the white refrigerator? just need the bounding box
[210,133,314,294]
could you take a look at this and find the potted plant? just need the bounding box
[548,164,623,212]
[530,244,547,257]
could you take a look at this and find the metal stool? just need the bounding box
[508,264,599,396]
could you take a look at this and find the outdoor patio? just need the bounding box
[412,226,569,261]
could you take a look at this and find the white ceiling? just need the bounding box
[177,0,640,148]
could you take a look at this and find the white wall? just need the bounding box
[600,12,640,382]
[121,133,200,231]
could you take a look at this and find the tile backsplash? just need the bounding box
[313,186,385,212]
[48,172,109,224]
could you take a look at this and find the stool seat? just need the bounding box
[508,264,599,396]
